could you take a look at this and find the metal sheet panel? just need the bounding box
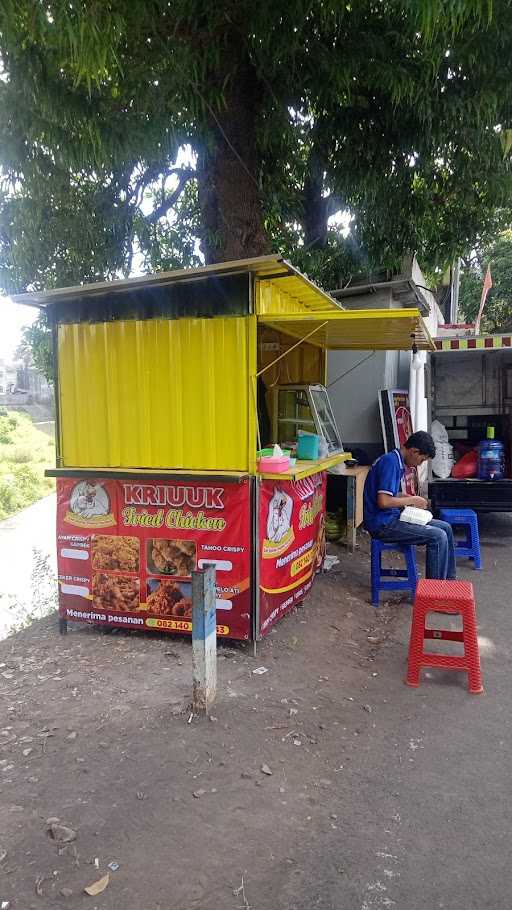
[12,254,342,312]
[256,278,340,316]
[258,308,434,351]
[49,273,251,325]
[433,351,486,410]
[58,317,251,471]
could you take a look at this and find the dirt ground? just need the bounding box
[0,523,511,910]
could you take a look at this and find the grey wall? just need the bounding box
[328,348,400,456]
[398,350,411,388]
[327,288,402,458]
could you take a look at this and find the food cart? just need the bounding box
[13,256,432,640]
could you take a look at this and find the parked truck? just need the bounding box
[428,334,512,512]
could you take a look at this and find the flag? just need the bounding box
[474,265,492,335]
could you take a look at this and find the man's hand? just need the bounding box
[409,496,428,509]
[377,492,429,510]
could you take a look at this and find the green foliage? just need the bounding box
[0,0,511,295]
[459,230,512,333]
[0,411,55,520]
[16,311,54,383]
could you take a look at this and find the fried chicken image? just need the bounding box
[92,573,140,611]
[92,535,139,572]
[146,579,192,618]
[148,539,196,576]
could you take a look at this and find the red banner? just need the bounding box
[380,390,418,496]
[258,473,326,635]
[56,477,252,640]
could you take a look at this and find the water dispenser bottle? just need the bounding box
[478,426,505,481]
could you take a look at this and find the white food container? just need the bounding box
[400,506,433,526]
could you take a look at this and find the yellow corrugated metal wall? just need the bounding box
[257,280,302,316]
[58,317,251,471]
[256,278,336,316]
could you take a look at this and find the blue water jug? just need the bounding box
[478,427,505,481]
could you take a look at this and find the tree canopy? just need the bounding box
[459,230,512,333]
[0,0,512,298]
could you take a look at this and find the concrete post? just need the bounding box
[191,564,217,714]
[450,258,461,323]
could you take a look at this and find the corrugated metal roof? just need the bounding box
[331,277,430,315]
[258,308,434,351]
[11,255,342,314]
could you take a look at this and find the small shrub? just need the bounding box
[12,445,33,464]
[0,414,55,519]
[0,417,13,444]
[0,473,17,517]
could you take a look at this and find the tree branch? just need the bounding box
[325,193,346,218]
[145,168,196,223]
[131,165,194,207]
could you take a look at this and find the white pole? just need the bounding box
[191,564,217,714]
[450,259,461,323]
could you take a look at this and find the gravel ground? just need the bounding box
[0,516,510,909]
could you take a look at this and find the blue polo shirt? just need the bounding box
[363,448,405,534]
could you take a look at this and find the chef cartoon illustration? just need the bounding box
[266,487,293,544]
[69,481,110,519]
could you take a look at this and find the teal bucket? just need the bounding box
[297,434,320,460]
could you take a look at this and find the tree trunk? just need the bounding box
[196,53,270,264]
[302,147,329,251]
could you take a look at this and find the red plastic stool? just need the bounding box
[406,579,483,694]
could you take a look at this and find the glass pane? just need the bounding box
[278,389,311,421]
[273,385,343,454]
[310,387,343,454]
[276,388,315,446]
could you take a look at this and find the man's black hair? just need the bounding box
[404,431,436,458]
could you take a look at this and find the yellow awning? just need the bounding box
[258,307,434,351]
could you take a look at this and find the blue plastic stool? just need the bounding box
[438,508,482,570]
[370,539,419,607]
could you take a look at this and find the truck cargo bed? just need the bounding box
[429,478,512,512]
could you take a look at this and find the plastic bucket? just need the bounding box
[297,434,320,460]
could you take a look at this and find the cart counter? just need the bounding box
[256,453,348,635]
[257,453,349,480]
[51,455,345,641]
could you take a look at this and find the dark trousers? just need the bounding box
[373,519,456,580]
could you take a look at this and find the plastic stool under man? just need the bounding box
[406,579,483,694]
[438,508,482,570]
[370,539,418,607]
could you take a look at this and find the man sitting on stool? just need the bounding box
[363,431,456,580]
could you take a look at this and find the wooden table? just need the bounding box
[344,466,370,549]
[326,464,371,550]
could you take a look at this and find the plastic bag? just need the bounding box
[451,449,478,479]
[431,419,449,444]
[318,436,329,459]
[432,441,454,479]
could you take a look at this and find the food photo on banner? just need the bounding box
[56,478,252,639]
